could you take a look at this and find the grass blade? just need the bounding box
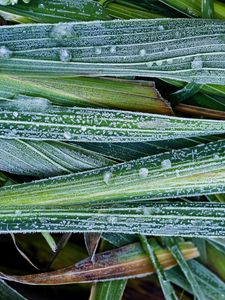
[0,202,224,237]
[0,139,113,177]
[0,280,27,300]
[0,140,225,206]
[0,0,111,23]
[1,102,225,142]
[90,280,126,300]
[0,75,172,113]
[1,19,225,84]
[139,235,178,300]
[0,241,198,285]
[164,237,206,300]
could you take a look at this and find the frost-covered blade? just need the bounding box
[0,140,225,206]
[0,101,225,142]
[1,19,225,84]
[0,0,111,23]
[0,139,113,177]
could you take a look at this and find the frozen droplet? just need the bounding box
[59,49,72,62]
[0,46,12,59]
[213,154,219,159]
[161,159,172,169]
[63,131,72,139]
[167,58,173,64]
[95,47,102,55]
[146,61,153,68]
[164,46,169,52]
[139,49,146,56]
[107,216,117,224]
[15,210,22,216]
[13,111,18,117]
[50,23,76,39]
[191,57,203,70]
[139,167,148,178]
[158,25,164,31]
[110,46,117,54]
[38,3,45,9]
[81,126,87,132]
[103,171,112,185]
[156,60,162,66]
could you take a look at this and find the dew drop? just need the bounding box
[110,45,117,54]
[50,23,75,39]
[161,159,172,169]
[0,46,12,59]
[95,47,102,55]
[139,49,146,56]
[191,57,203,70]
[63,131,72,139]
[59,49,72,62]
[139,168,148,178]
[103,171,112,185]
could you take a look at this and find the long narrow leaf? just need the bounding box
[0,139,113,177]
[0,241,198,284]
[0,75,172,113]
[0,140,225,206]
[0,203,224,237]
[0,102,225,142]
[0,0,111,23]
[1,19,225,84]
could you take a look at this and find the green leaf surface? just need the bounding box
[1,19,225,84]
[0,140,225,206]
[0,139,113,177]
[0,202,224,237]
[0,0,111,23]
[0,280,27,300]
[1,102,225,142]
[0,75,172,113]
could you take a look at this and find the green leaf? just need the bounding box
[0,202,224,237]
[139,235,178,300]
[90,280,126,300]
[0,0,111,23]
[0,280,27,300]
[0,139,113,177]
[0,75,172,114]
[1,101,225,142]
[167,260,225,300]
[0,140,225,206]
[164,237,206,300]
[1,19,225,84]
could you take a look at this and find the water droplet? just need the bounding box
[95,47,102,55]
[81,126,87,132]
[63,131,72,139]
[13,111,18,117]
[146,61,153,68]
[161,159,172,169]
[50,23,76,39]
[139,168,148,178]
[38,3,45,8]
[167,58,173,64]
[103,171,112,185]
[158,25,164,31]
[139,49,146,56]
[156,60,162,66]
[110,46,117,54]
[0,46,12,59]
[191,57,203,70]
[59,49,72,62]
